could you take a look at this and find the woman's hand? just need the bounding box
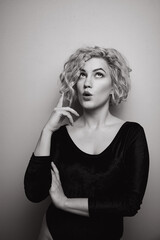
[44,93,79,133]
[34,93,79,156]
[49,162,67,209]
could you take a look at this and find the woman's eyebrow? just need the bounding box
[93,68,106,73]
[80,68,106,73]
[79,68,86,72]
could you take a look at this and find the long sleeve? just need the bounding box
[88,125,149,217]
[24,153,52,202]
[24,130,59,203]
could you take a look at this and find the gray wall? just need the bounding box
[1,0,160,239]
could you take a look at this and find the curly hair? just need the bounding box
[59,46,131,106]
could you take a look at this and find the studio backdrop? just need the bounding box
[1,0,160,239]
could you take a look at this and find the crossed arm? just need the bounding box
[49,161,89,216]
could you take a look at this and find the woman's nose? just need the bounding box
[84,75,92,88]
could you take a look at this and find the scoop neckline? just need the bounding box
[63,121,129,158]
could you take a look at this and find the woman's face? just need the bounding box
[76,57,112,110]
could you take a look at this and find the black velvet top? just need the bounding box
[24,122,149,240]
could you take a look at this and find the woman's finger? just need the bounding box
[59,111,74,126]
[56,93,64,108]
[51,162,60,181]
[50,169,58,191]
[61,107,79,117]
[51,169,57,182]
[54,107,79,117]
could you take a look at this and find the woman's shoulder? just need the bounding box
[107,116,144,133]
[125,121,144,131]
[123,121,146,143]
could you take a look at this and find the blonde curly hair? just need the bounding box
[59,46,131,106]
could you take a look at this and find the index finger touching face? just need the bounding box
[56,93,64,108]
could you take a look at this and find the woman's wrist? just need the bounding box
[63,198,89,216]
[42,125,54,135]
[43,121,59,134]
[34,128,53,156]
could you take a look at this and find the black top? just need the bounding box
[24,122,149,240]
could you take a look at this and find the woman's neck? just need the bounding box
[81,105,113,130]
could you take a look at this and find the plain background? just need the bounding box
[1,0,160,239]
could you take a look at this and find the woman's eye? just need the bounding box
[95,72,104,78]
[79,72,86,78]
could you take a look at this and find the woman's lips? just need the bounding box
[82,91,93,100]
[82,90,93,96]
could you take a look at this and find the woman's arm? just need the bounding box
[24,153,52,202]
[24,94,79,202]
[34,94,79,156]
[34,128,53,156]
[49,162,89,216]
[64,198,89,216]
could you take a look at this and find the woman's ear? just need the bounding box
[109,88,115,105]
[110,87,114,96]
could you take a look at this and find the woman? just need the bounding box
[24,46,149,240]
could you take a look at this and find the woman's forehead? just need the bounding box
[82,57,109,71]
